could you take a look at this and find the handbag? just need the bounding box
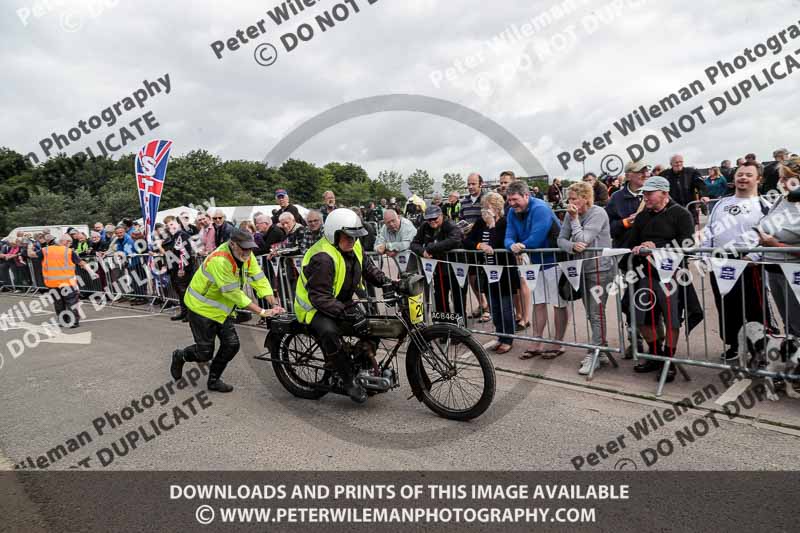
[558,272,582,301]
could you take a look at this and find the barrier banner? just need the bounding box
[450,263,469,288]
[558,260,583,291]
[709,258,748,296]
[779,263,800,305]
[518,264,541,292]
[396,251,411,273]
[420,258,438,284]
[649,250,684,283]
[483,265,503,284]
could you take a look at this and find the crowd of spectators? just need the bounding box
[3,149,799,386]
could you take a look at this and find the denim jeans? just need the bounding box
[487,282,515,345]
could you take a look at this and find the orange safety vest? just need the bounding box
[41,245,77,288]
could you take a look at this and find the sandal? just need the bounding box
[515,321,530,331]
[495,344,512,354]
[470,307,486,318]
[541,349,565,360]
[479,312,492,323]
[520,349,543,360]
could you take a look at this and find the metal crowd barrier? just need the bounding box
[627,246,800,396]
[439,248,626,380]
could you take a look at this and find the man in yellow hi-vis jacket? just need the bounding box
[171,229,284,392]
[294,209,395,403]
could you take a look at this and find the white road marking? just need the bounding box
[715,379,753,406]
[80,314,159,323]
[2,322,92,344]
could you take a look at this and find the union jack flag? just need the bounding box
[135,139,173,245]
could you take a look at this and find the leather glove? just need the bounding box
[344,305,369,336]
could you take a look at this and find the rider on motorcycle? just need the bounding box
[294,208,397,403]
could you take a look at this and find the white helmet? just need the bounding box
[323,208,367,245]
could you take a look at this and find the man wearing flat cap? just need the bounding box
[628,176,703,383]
[170,228,285,392]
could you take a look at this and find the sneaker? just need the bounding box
[578,353,607,375]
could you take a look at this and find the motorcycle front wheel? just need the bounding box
[407,323,496,421]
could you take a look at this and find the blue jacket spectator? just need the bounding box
[505,189,560,266]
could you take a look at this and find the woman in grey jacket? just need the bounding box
[558,182,615,375]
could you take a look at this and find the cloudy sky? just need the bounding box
[2,0,799,189]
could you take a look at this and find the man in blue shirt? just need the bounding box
[505,181,568,359]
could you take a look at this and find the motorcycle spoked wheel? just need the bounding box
[410,324,496,421]
[271,332,330,400]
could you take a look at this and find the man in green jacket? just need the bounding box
[170,229,284,392]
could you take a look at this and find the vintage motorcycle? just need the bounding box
[256,273,496,421]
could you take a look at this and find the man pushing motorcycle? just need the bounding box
[170,229,285,392]
[294,208,398,403]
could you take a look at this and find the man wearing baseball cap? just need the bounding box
[271,189,306,226]
[628,176,702,383]
[410,204,467,325]
[171,228,285,392]
[607,161,650,248]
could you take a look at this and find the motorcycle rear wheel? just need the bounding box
[272,332,329,400]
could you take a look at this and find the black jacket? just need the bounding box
[762,161,782,194]
[303,249,388,318]
[410,219,464,260]
[629,200,694,249]
[272,205,306,226]
[213,221,235,248]
[254,226,285,256]
[162,229,194,273]
[463,216,518,293]
[660,167,707,206]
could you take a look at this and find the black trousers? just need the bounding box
[309,312,357,358]
[430,263,467,324]
[53,286,80,326]
[179,310,240,380]
[169,267,193,315]
[710,264,770,348]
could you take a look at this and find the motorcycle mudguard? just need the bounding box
[263,314,306,348]
[404,324,471,402]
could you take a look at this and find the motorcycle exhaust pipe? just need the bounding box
[356,372,392,391]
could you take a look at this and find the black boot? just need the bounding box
[171,313,187,321]
[208,375,234,393]
[170,349,185,381]
[334,352,366,404]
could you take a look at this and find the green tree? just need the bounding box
[6,188,103,228]
[324,162,369,184]
[376,170,403,197]
[407,169,434,198]
[277,159,324,206]
[441,172,465,195]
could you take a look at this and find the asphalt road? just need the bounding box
[1,292,799,473]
